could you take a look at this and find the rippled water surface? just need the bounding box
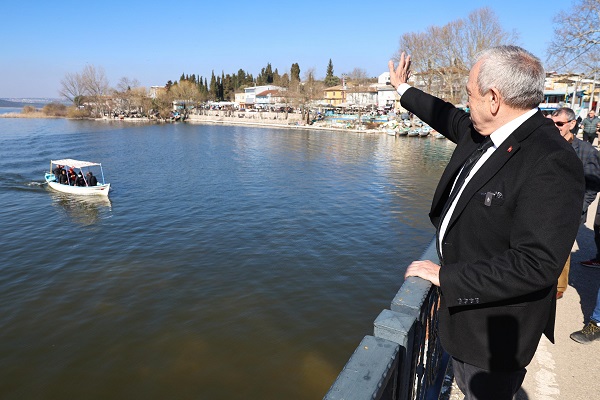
[0,118,454,399]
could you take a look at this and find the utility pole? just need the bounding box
[570,76,579,109]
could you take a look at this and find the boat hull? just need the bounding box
[45,174,110,196]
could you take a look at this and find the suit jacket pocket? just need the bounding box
[475,190,505,207]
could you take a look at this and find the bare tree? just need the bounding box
[548,0,600,73]
[287,68,324,124]
[169,80,202,117]
[346,68,369,86]
[78,65,110,117]
[59,72,86,107]
[548,0,600,111]
[461,8,518,68]
[394,7,517,104]
[113,77,142,115]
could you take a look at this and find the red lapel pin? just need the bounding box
[507,146,513,153]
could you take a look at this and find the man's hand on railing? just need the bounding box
[405,260,441,287]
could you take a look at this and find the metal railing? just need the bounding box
[324,237,449,400]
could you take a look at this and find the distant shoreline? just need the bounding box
[0,111,391,135]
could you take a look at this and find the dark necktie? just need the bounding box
[436,136,494,263]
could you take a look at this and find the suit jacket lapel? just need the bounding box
[444,111,546,229]
[430,141,480,226]
[448,137,521,227]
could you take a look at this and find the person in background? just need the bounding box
[52,164,64,181]
[550,107,600,299]
[570,288,600,344]
[68,167,76,185]
[388,46,584,400]
[571,115,582,136]
[58,169,68,185]
[581,109,600,145]
[86,171,98,186]
[75,172,86,187]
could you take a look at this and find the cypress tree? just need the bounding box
[291,63,300,82]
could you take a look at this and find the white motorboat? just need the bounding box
[45,159,111,196]
[419,126,431,137]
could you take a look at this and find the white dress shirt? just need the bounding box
[396,83,537,256]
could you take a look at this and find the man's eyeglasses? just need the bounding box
[554,120,573,127]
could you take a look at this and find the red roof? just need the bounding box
[256,89,280,96]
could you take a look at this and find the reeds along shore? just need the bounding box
[0,112,60,119]
[0,110,399,134]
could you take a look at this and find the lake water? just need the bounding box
[0,107,23,114]
[0,118,454,399]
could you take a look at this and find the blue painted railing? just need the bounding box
[324,238,449,400]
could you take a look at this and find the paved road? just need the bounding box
[446,194,600,400]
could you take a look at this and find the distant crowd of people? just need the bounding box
[52,165,98,187]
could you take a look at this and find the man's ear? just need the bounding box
[489,87,500,114]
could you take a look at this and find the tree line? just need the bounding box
[56,3,600,119]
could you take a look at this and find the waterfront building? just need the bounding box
[243,85,283,109]
[541,72,600,114]
[255,89,286,109]
[346,86,378,109]
[323,85,347,107]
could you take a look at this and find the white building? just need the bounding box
[374,72,400,109]
[243,85,282,109]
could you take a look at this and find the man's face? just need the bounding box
[465,61,493,135]
[589,111,596,119]
[551,113,575,142]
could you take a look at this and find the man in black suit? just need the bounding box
[388,46,584,399]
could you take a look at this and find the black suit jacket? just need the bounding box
[401,87,585,371]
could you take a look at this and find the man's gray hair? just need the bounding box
[476,45,545,110]
[552,107,576,121]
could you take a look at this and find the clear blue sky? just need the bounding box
[0,0,568,99]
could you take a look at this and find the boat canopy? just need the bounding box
[51,159,102,168]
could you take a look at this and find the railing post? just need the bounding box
[324,335,400,400]
[374,310,417,400]
[324,237,448,400]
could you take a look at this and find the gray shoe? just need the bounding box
[570,321,600,344]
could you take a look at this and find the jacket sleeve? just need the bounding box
[581,144,600,192]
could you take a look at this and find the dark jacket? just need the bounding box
[58,172,68,185]
[401,87,584,371]
[582,116,600,134]
[571,136,600,220]
[87,174,98,186]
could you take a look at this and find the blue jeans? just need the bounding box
[592,288,600,323]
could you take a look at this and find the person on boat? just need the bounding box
[58,169,69,185]
[75,172,86,187]
[52,165,64,181]
[68,168,77,185]
[86,171,98,186]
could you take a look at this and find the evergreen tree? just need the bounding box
[291,63,301,82]
[209,71,218,100]
[223,73,235,101]
[324,59,340,87]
